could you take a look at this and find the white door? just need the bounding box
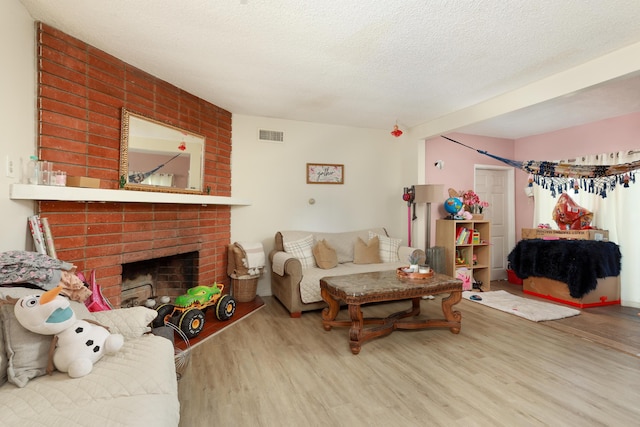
[475,167,514,281]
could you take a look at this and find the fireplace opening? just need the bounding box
[121,252,198,307]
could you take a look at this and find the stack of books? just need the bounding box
[455,226,471,245]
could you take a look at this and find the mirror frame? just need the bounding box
[119,108,206,194]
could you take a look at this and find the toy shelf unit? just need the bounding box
[435,219,491,291]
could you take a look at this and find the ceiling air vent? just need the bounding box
[258,129,284,143]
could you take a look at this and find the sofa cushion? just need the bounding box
[283,234,316,269]
[354,236,382,264]
[312,239,338,269]
[369,231,401,263]
[300,261,407,304]
[0,334,179,426]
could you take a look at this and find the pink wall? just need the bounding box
[425,132,515,219]
[423,132,514,247]
[422,112,640,247]
[514,112,640,239]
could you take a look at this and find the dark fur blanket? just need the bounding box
[507,239,621,298]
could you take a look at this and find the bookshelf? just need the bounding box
[435,219,491,291]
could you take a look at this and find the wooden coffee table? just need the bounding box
[320,270,462,354]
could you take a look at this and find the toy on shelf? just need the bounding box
[152,283,236,339]
[455,250,467,266]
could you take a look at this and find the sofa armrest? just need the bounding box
[268,249,302,278]
[398,246,426,265]
[269,249,307,317]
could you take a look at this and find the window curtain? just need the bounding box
[532,150,640,306]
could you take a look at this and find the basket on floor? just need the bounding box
[231,275,258,302]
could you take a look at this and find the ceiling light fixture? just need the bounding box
[390,122,403,138]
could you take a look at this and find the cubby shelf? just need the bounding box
[435,219,491,291]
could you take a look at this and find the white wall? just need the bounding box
[230,115,419,295]
[1,0,37,252]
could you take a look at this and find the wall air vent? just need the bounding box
[258,129,284,143]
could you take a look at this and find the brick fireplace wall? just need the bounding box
[35,23,233,307]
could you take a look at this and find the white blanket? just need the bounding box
[235,241,265,268]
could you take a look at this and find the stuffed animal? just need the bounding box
[456,208,473,220]
[13,285,124,378]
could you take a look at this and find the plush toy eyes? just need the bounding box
[23,296,39,308]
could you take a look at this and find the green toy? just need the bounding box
[152,283,236,339]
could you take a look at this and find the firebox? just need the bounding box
[121,252,198,307]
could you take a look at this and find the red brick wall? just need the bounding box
[35,23,233,306]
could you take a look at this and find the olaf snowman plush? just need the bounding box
[14,285,124,378]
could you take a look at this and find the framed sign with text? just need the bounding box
[306,163,344,184]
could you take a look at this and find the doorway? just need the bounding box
[474,166,515,281]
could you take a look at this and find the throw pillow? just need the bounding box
[368,231,401,263]
[354,236,382,264]
[283,234,316,269]
[90,306,157,339]
[1,303,51,388]
[231,245,249,276]
[312,239,338,269]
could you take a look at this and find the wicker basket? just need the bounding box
[231,275,258,302]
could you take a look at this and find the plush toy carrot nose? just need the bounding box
[40,285,63,305]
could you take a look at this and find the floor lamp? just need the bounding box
[413,184,444,272]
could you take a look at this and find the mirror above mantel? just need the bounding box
[120,109,205,194]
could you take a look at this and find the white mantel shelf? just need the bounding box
[10,184,252,206]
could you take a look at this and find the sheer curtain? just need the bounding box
[532,150,640,307]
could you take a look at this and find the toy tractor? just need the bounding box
[152,283,236,339]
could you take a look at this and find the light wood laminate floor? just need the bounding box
[178,281,640,427]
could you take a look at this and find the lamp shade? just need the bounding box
[413,184,444,204]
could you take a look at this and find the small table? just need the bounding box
[320,270,462,354]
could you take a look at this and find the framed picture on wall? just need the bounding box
[306,163,344,184]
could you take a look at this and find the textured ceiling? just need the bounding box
[18,0,640,139]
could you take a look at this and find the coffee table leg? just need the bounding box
[348,304,364,355]
[321,287,340,331]
[441,290,462,334]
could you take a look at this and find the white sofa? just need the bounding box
[269,227,426,317]
[0,286,180,426]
